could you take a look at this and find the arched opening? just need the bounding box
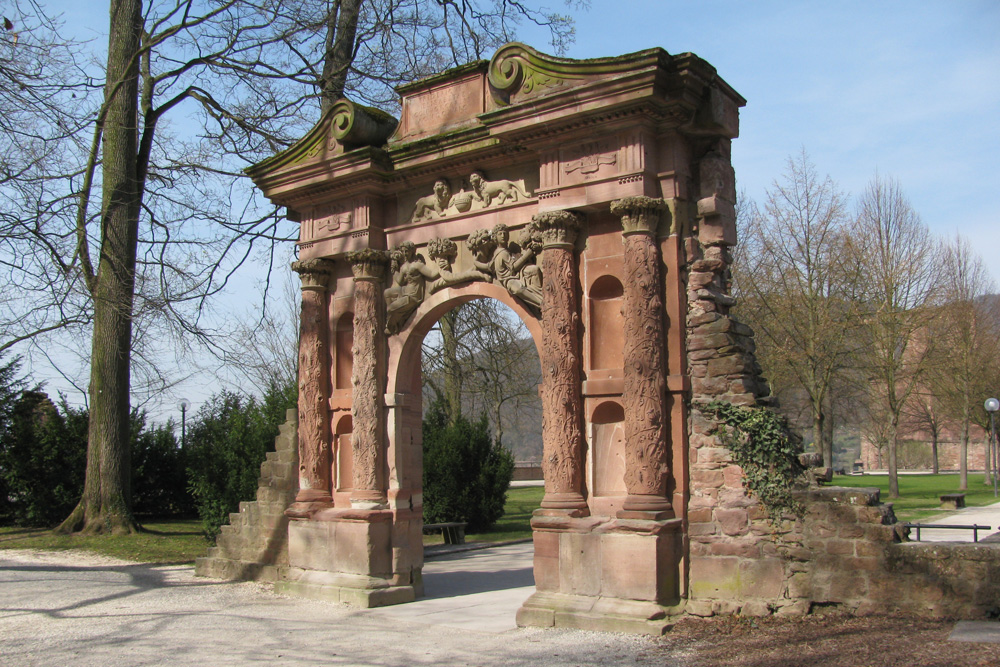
[588,275,624,372]
[386,283,542,618]
[589,400,626,515]
[333,414,353,505]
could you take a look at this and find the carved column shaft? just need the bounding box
[612,197,673,516]
[347,250,389,509]
[292,259,335,505]
[535,211,588,513]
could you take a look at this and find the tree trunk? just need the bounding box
[57,0,142,535]
[931,432,939,475]
[888,414,900,499]
[813,406,831,470]
[960,403,969,490]
[321,0,362,114]
[440,308,462,424]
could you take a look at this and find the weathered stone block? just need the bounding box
[559,531,602,597]
[715,508,748,536]
[533,530,560,591]
[738,559,784,599]
[690,557,740,599]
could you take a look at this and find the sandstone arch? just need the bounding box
[237,42,757,633]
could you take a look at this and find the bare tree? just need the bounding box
[855,175,942,498]
[0,0,580,533]
[921,237,998,487]
[732,151,861,468]
[422,299,541,447]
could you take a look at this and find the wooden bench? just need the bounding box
[422,522,467,545]
[940,493,966,510]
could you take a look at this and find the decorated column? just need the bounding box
[534,210,588,513]
[346,249,389,509]
[291,259,335,508]
[610,197,673,516]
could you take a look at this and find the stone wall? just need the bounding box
[195,409,299,581]
[687,486,1000,619]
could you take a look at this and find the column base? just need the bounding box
[281,510,422,608]
[540,491,590,513]
[528,513,683,635]
[350,489,389,510]
[517,591,685,635]
[621,493,674,516]
[276,568,417,608]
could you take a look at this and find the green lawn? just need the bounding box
[0,519,209,564]
[422,485,543,546]
[832,473,1000,522]
[0,486,546,563]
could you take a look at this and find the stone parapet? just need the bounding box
[195,409,299,582]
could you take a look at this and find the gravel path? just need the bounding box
[0,549,669,667]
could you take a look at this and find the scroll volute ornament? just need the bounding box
[329,99,398,149]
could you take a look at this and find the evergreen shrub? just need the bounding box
[421,398,514,533]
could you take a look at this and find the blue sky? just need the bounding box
[24,1,1000,419]
[519,1,1000,283]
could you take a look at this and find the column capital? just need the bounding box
[291,258,336,289]
[532,209,583,248]
[610,196,666,236]
[346,249,389,281]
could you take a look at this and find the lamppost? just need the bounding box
[178,398,190,450]
[986,398,999,498]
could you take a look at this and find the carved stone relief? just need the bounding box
[382,222,546,335]
[533,210,587,512]
[562,141,618,177]
[469,223,543,313]
[290,259,335,504]
[345,249,388,508]
[406,170,534,224]
[383,238,491,335]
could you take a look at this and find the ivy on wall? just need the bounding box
[701,401,805,523]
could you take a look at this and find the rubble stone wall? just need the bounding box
[687,486,1000,619]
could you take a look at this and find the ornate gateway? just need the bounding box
[240,43,753,634]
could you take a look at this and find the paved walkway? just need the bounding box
[0,545,660,667]
[905,499,1000,543]
[4,497,1000,664]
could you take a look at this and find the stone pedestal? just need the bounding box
[277,509,420,607]
[517,514,684,635]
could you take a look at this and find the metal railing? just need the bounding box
[903,523,994,543]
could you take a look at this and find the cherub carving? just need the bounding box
[469,223,543,312]
[384,242,439,335]
[468,171,532,208]
[426,237,490,292]
[410,178,453,222]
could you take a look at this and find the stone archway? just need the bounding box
[239,42,749,633]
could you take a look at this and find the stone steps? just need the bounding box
[195,408,298,582]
